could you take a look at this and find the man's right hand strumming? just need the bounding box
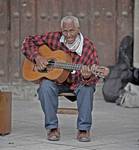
[34,55,48,71]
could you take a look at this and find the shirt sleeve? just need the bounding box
[91,44,99,66]
[21,33,48,62]
[82,43,99,84]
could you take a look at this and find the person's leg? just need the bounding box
[37,80,59,129]
[37,79,71,129]
[75,85,95,141]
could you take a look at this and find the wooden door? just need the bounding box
[0,0,134,83]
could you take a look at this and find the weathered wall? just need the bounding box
[134,0,139,67]
[0,0,134,100]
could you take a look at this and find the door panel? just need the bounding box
[117,0,134,58]
[0,0,134,83]
[37,0,62,33]
[89,0,117,66]
[9,0,20,82]
[0,0,9,82]
[75,0,89,36]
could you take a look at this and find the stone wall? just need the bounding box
[0,83,39,101]
[134,0,139,67]
[0,82,104,101]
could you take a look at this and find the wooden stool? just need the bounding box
[0,91,12,135]
[58,92,78,115]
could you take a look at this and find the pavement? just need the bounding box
[0,96,139,150]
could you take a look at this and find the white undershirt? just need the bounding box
[60,32,84,56]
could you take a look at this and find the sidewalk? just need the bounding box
[0,98,139,150]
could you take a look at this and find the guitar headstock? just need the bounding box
[90,64,110,78]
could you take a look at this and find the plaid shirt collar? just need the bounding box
[60,32,84,56]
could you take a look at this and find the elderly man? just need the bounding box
[21,16,100,142]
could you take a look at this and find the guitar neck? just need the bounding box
[48,61,106,78]
[51,61,82,71]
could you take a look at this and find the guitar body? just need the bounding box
[22,45,72,83]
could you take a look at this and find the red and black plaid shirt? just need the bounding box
[21,31,99,90]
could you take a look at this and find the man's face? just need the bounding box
[61,20,80,44]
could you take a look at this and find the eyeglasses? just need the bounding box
[62,29,77,36]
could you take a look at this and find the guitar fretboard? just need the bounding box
[48,61,82,71]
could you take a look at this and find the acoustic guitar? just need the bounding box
[22,45,109,83]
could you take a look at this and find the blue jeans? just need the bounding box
[37,79,96,131]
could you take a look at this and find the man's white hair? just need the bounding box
[61,16,80,28]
